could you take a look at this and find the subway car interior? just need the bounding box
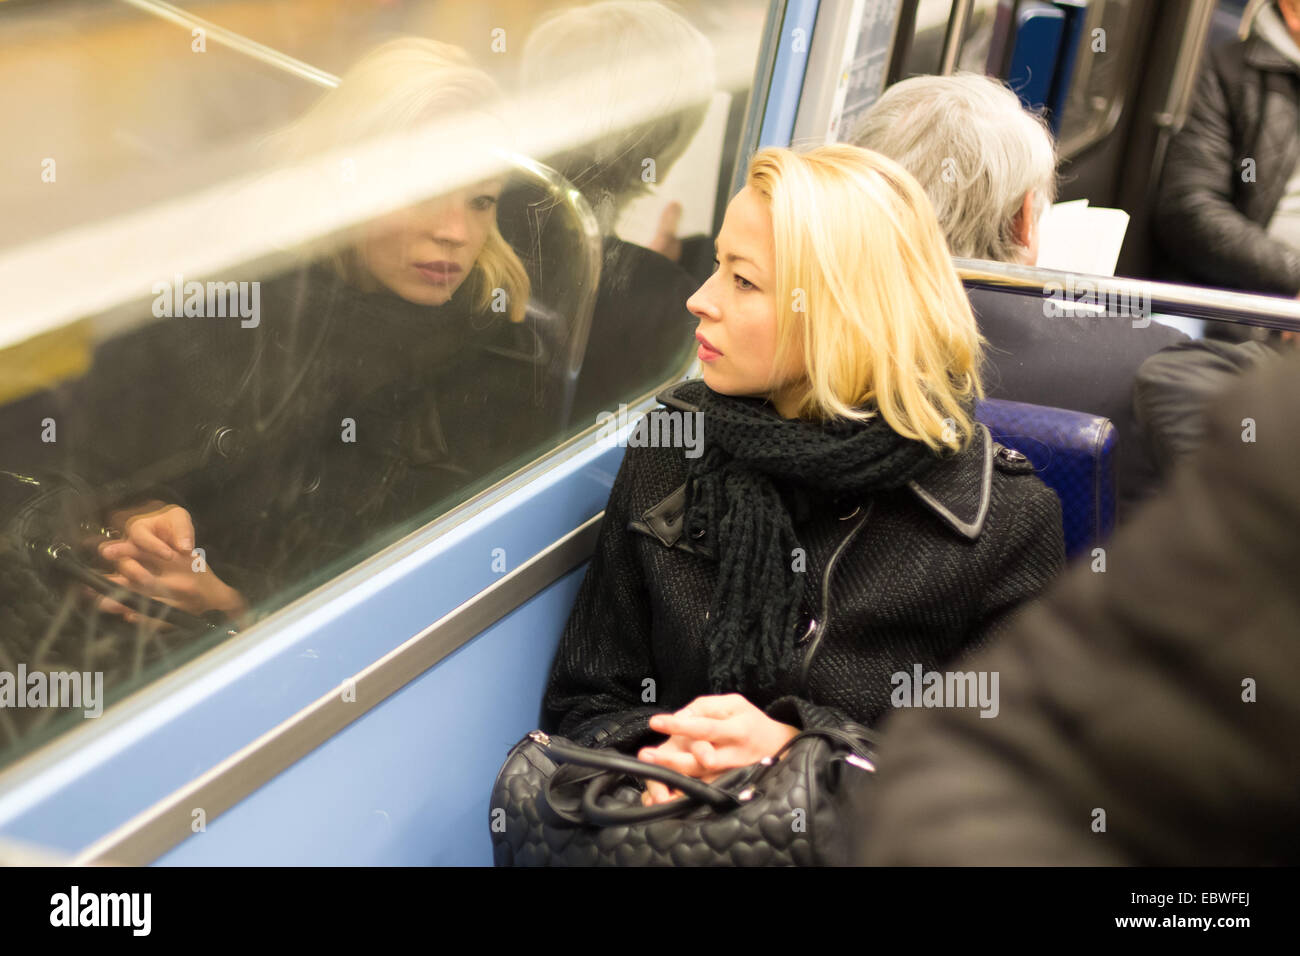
[0,0,1294,869]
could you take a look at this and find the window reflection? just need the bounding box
[0,0,766,766]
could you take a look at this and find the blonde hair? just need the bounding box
[277,38,529,322]
[747,145,983,451]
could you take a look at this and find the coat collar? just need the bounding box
[655,380,994,541]
[905,424,993,541]
[1245,11,1300,75]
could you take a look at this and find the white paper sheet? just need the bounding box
[1035,198,1130,277]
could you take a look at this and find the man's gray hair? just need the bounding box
[851,73,1057,263]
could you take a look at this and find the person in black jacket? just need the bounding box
[858,350,1300,866]
[1134,334,1293,476]
[541,145,1064,806]
[1154,0,1300,300]
[83,39,542,625]
[852,73,1187,515]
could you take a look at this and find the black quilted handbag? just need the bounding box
[490,725,878,866]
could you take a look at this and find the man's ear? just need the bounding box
[1011,191,1035,249]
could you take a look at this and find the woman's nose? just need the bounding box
[687,275,719,321]
[422,199,469,246]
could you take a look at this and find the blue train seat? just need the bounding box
[976,398,1117,559]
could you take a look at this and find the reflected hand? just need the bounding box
[649,201,683,263]
[91,501,246,625]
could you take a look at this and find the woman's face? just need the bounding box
[687,186,805,414]
[358,177,503,306]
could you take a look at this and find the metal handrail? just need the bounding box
[955,257,1300,331]
[119,0,339,89]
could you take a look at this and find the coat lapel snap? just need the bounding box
[628,480,715,558]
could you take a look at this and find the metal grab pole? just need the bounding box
[938,0,975,75]
[117,0,341,89]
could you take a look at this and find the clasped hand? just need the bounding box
[637,693,799,806]
[88,500,247,627]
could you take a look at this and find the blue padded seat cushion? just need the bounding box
[976,397,1117,559]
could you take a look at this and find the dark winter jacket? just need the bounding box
[1154,23,1300,296]
[57,262,561,611]
[858,352,1300,866]
[541,381,1066,752]
[1134,337,1285,476]
[569,237,699,428]
[183,265,561,608]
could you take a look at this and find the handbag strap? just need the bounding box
[536,732,740,809]
[578,773,716,826]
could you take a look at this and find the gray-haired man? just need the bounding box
[853,73,1186,515]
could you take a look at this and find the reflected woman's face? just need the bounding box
[359,178,503,306]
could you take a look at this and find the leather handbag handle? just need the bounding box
[541,734,739,809]
[578,769,737,826]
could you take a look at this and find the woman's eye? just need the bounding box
[470,195,498,211]
[713,258,755,291]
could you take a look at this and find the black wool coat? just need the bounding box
[860,352,1300,866]
[541,381,1066,752]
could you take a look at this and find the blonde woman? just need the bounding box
[541,145,1065,805]
[90,40,541,623]
[276,37,529,321]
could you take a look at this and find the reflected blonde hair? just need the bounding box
[277,38,529,322]
[748,145,983,451]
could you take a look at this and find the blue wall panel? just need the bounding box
[154,568,587,866]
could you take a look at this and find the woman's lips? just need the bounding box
[413,261,462,284]
[696,332,722,362]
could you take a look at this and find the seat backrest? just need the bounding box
[976,398,1117,560]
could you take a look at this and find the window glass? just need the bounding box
[955,0,1004,73]
[0,0,768,767]
[894,0,957,78]
[1054,0,1140,156]
[888,0,998,84]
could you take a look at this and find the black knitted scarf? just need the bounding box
[682,382,941,693]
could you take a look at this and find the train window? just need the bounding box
[0,0,768,768]
[893,0,960,77]
[890,0,1000,80]
[1054,0,1142,158]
